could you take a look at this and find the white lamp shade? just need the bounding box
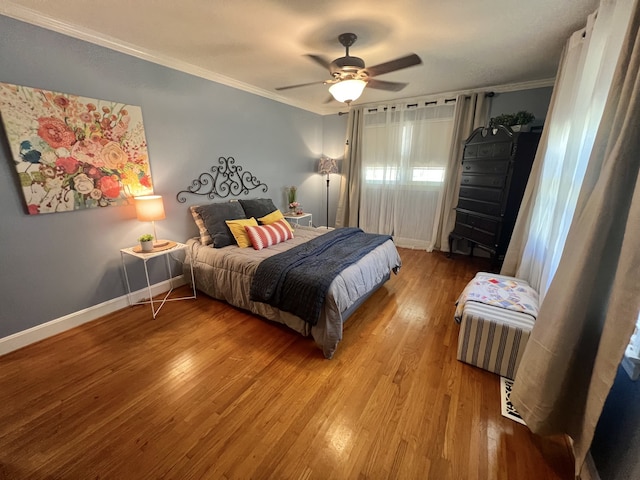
[134,195,166,222]
[329,79,367,103]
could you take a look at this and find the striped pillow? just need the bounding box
[245,219,293,250]
[189,205,211,245]
[257,209,293,232]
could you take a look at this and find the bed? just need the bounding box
[184,199,401,358]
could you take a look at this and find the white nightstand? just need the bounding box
[120,241,196,319]
[283,213,313,227]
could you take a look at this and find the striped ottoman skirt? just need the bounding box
[456,301,535,380]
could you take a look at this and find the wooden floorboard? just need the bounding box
[0,249,574,479]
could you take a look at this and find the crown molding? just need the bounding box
[490,78,556,93]
[0,3,328,115]
[1,3,555,117]
[356,78,556,110]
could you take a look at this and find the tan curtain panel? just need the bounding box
[335,107,363,228]
[434,92,491,251]
[511,3,640,477]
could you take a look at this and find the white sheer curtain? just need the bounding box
[359,101,455,250]
[509,1,632,299]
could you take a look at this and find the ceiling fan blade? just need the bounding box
[306,54,332,70]
[366,79,408,92]
[365,53,422,77]
[275,80,325,91]
[323,95,336,104]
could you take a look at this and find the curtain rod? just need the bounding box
[337,91,494,115]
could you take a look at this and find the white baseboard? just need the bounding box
[0,276,187,357]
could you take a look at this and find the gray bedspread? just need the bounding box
[251,228,393,325]
[185,227,401,358]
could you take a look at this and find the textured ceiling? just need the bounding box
[1,0,599,114]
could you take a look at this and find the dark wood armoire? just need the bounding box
[448,125,541,267]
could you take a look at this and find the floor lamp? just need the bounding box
[318,156,339,229]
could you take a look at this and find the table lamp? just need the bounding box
[134,195,169,247]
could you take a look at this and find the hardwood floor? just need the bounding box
[0,249,574,479]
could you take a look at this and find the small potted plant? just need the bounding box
[512,110,535,131]
[489,113,516,129]
[287,186,298,214]
[138,233,154,252]
[489,110,535,132]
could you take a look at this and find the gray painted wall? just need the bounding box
[0,15,339,338]
[489,87,553,128]
[0,15,631,479]
[0,14,555,342]
[320,114,348,228]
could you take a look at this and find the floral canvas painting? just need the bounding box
[0,83,154,214]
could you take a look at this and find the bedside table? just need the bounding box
[283,213,313,227]
[120,241,196,319]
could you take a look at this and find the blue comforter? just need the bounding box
[250,228,393,325]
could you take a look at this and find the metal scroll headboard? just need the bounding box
[176,156,268,203]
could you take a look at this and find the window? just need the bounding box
[411,167,445,183]
[362,104,454,187]
[364,166,398,183]
[358,101,455,250]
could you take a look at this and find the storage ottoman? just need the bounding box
[454,272,539,380]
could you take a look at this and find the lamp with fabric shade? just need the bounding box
[318,156,339,229]
[328,79,367,104]
[134,195,169,247]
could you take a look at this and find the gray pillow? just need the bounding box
[238,198,277,222]
[193,201,246,248]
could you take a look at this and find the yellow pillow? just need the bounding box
[225,217,258,248]
[258,209,293,232]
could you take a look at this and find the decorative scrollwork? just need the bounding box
[176,156,268,203]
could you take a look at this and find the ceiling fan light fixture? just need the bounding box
[328,79,367,104]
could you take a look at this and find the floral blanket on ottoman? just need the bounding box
[454,272,539,322]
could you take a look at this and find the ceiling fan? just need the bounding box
[276,33,422,104]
